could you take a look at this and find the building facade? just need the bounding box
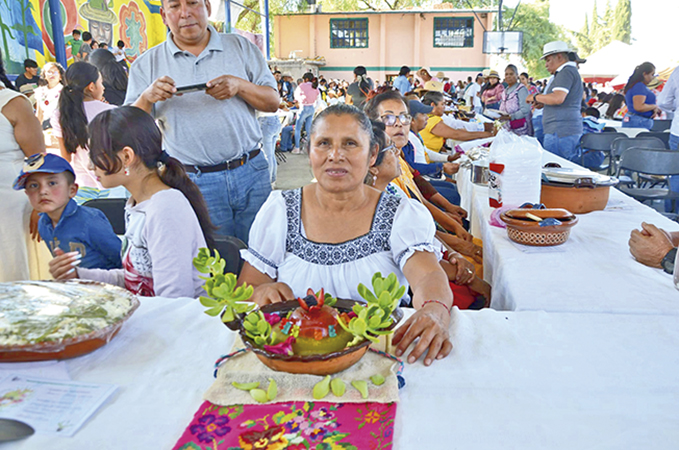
[274,7,495,83]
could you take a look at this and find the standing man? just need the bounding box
[527,41,583,162]
[393,66,412,94]
[464,74,483,114]
[125,0,279,243]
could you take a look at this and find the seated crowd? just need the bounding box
[1,2,677,370]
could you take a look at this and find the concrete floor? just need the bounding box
[273,152,314,191]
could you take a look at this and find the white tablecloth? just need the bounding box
[458,152,679,314]
[5,300,679,449]
[600,119,650,137]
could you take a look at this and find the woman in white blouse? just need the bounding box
[239,104,453,366]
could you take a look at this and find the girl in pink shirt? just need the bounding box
[292,72,320,153]
[53,62,116,191]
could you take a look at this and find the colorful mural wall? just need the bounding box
[0,0,166,74]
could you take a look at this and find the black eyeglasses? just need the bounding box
[379,113,412,127]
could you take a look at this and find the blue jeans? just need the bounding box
[294,105,315,149]
[543,132,581,164]
[622,114,653,130]
[532,115,544,146]
[258,115,282,183]
[429,179,461,206]
[188,153,271,244]
[666,133,679,212]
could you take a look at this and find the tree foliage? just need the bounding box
[504,0,566,79]
[573,0,631,57]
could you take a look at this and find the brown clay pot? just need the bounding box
[236,299,402,376]
[500,207,578,246]
[540,180,612,214]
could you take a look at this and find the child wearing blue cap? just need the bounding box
[13,153,122,272]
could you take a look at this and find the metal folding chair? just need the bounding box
[616,148,679,213]
[636,131,671,149]
[610,136,667,180]
[579,132,627,173]
[650,120,672,132]
[210,235,247,276]
[83,198,127,235]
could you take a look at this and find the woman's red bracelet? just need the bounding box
[422,299,452,315]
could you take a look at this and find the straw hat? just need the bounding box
[435,71,445,79]
[423,80,444,92]
[487,70,500,80]
[647,77,663,89]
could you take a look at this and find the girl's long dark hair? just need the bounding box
[624,62,655,94]
[605,93,625,119]
[303,72,318,89]
[0,49,17,91]
[59,62,99,154]
[88,106,215,248]
[90,49,128,93]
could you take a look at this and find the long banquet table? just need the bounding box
[457,151,679,314]
[4,297,679,450]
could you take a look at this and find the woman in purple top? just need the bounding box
[292,72,320,154]
[623,62,661,130]
[481,70,504,110]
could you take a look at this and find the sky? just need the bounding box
[503,0,678,58]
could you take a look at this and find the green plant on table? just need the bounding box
[338,272,404,346]
[193,248,255,323]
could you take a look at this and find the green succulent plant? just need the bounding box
[193,248,255,323]
[338,272,403,346]
[242,310,275,346]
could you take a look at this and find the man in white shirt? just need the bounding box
[464,74,484,114]
[657,65,679,211]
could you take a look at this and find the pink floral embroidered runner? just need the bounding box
[173,400,396,450]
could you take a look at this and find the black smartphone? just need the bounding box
[175,83,208,94]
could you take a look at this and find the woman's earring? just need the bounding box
[371,174,377,186]
[124,167,130,176]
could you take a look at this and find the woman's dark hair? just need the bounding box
[520,72,530,79]
[364,89,407,121]
[59,62,99,154]
[302,71,318,89]
[505,64,518,75]
[421,91,444,108]
[624,62,655,94]
[371,121,389,167]
[308,104,377,155]
[399,66,410,76]
[89,106,215,248]
[90,49,128,93]
[605,93,625,119]
[353,66,367,77]
[38,62,66,87]
[0,49,16,90]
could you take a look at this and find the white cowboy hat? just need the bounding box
[541,41,571,59]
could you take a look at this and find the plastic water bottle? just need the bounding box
[488,130,543,208]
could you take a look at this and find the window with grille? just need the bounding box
[433,17,474,48]
[330,19,369,49]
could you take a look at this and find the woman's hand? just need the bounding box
[48,248,80,280]
[250,282,294,306]
[448,254,475,284]
[392,303,452,366]
[444,204,467,221]
[455,239,483,263]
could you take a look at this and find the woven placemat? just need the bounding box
[204,336,401,406]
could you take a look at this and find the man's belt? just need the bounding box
[183,149,260,174]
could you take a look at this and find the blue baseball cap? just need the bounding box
[13,153,76,190]
[409,99,433,116]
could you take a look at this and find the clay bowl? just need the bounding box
[234,299,403,376]
[500,207,578,247]
[0,280,140,362]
